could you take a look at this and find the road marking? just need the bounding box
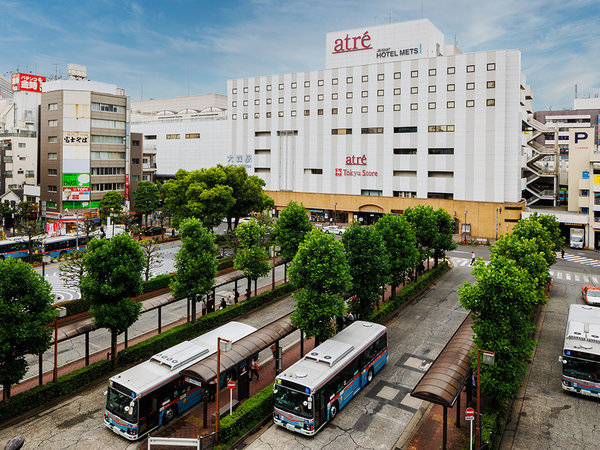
[593,277,599,285]
[566,274,572,281]
[557,272,563,279]
[584,276,590,283]
[575,275,580,282]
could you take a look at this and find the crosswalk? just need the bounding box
[557,252,600,268]
[451,257,600,286]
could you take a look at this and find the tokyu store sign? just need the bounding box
[326,19,444,69]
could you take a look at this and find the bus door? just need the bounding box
[139,395,159,434]
[315,390,327,428]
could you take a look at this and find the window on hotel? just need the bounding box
[428,125,455,132]
[254,113,260,118]
[410,103,418,110]
[346,107,353,114]
[48,136,57,143]
[362,75,368,82]
[332,93,338,100]
[279,97,284,103]
[332,128,352,135]
[394,88,401,95]
[318,79,324,86]
[232,101,237,107]
[232,88,237,94]
[487,81,495,88]
[394,72,401,79]
[347,76,353,84]
[377,89,384,96]
[255,86,260,92]
[318,109,323,115]
[377,105,384,112]
[291,82,297,88]
[411,87,418,94]
[411,70,418,78]
[48,119,57,127]
[394,127,418,133]
[254,99,260,105]
[291,110,297,116]
[292,96,297,103]
[429,68,436,76]
[278,111,284,117]
[429,85,436,93]
[332,108,338,114]
[166,134,180,139]
[377,74,384,81]
[447,66,455,74]
[304,95,310,102]
[447,84,455,91]
[232,114,237,120]
[428,102,436,109]
[304,81,310,87]
[362,91,368,97]
[48,103,58,110]
[447,101,455,109]
[346,92,353,99]
[48,153,58,160]
[304,110,310,116]
[487,63,496,71]
[467,65,475,72]
[318,94,324,101]
[266,98,272,104]
[243,113,248,119]
[266,112,272,118]
[243,100,248,106]
[394,104,400,111]
[243,87,248,93]
[267,84,272,91]
[279,83,284,90]
[487,99,495,106]
[185,133,200,139]
[362,127,383,134]
[394,148,417,154]
[466,100,475,107]
[467,82,475,90]
[332,78,338,85]
[361,106,368,113]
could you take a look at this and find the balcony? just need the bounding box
[142,162,157,170]
[143,145,157,154]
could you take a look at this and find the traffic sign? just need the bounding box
[227,381,236,389]
[465,407,475,421]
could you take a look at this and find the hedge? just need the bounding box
[142,273,172,293]
[0,282,295,422]
[370,261,450,324]
[218,382,275,447]
[217,257,234,271]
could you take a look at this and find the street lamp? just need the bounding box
[53,306,67,382]
[463,209,468,242]
[476,349,495,449]
[215,337,232,444]
[42,255,51,278]
[495,207,502,241]
[333,202,338,225]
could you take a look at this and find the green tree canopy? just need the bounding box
[289,229,351,344]
[133,181,160,225]
[170,218,218,322]
[273,201,313,262]
[80,233,144,364]
[374,214,418,298]
[342,223,389,320]
[403,205,438,268]
[234,220,271,300]
[98,191,124,222]
[459,257,539,407]
[431,208,457,266]
[0,258,55,401]
[512,214,558,267]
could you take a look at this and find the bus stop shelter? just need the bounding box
[180,313,296,427]
[411,313,475,450]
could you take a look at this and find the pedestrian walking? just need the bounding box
[561,249,565,259]
[249,358,260,381]
[234,289,240,304]
[470,251,476,265]
[100,225,106,239]
[219,298,227,310]
[345,311,355,324]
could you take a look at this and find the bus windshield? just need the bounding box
[563,357,600,383]
[274,386,313,419]
[106,387,138,422]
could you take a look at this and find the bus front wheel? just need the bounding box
[163,407,176,423]
[330,402,338,421]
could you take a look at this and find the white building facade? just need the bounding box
[228,19,530,204]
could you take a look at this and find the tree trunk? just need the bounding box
[111,331,118,368]
[192,295,197,323]
[391,284,396,301]
[247,278,252,301]
[3,384,10,403]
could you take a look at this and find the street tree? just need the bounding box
[512,215,557,267]
[273,201,313,262]
[374,214,418,299]
[431,208,457,266]
[404,205,438,271]
[459,256,539,407]
[59,250,86,289]
[133,181,160,226]
[80,233,144,365]
[98,191,123,222]
[16,201,37,227]
[16,219,44,263]
[80,215,98,240]
[0,258,55,402]
[289,229,351,344]
[170,218,217,322]
[234,220,271,300]
[342,223,389,320]
[140,238,163,281]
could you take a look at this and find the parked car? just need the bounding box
[582,286,600,306]
[143,226,166,236]
[239,217,254,224]
[322,226,345,235]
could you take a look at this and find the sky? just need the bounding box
[1,0,599,111]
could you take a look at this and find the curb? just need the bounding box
[395,401,434,449]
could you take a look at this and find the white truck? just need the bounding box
[570,228,584,249]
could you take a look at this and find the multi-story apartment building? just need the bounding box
[39,75,129,218]
[227,19,530,235]
[129,132,157,194]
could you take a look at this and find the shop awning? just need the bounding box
[309,209,324,213]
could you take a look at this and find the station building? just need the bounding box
[228,19,530,236]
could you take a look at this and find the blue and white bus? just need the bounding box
[0,234,94,260]
[104,321,257,440]
[273,321,388,435]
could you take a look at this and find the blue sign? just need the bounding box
[583,171,590,180]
